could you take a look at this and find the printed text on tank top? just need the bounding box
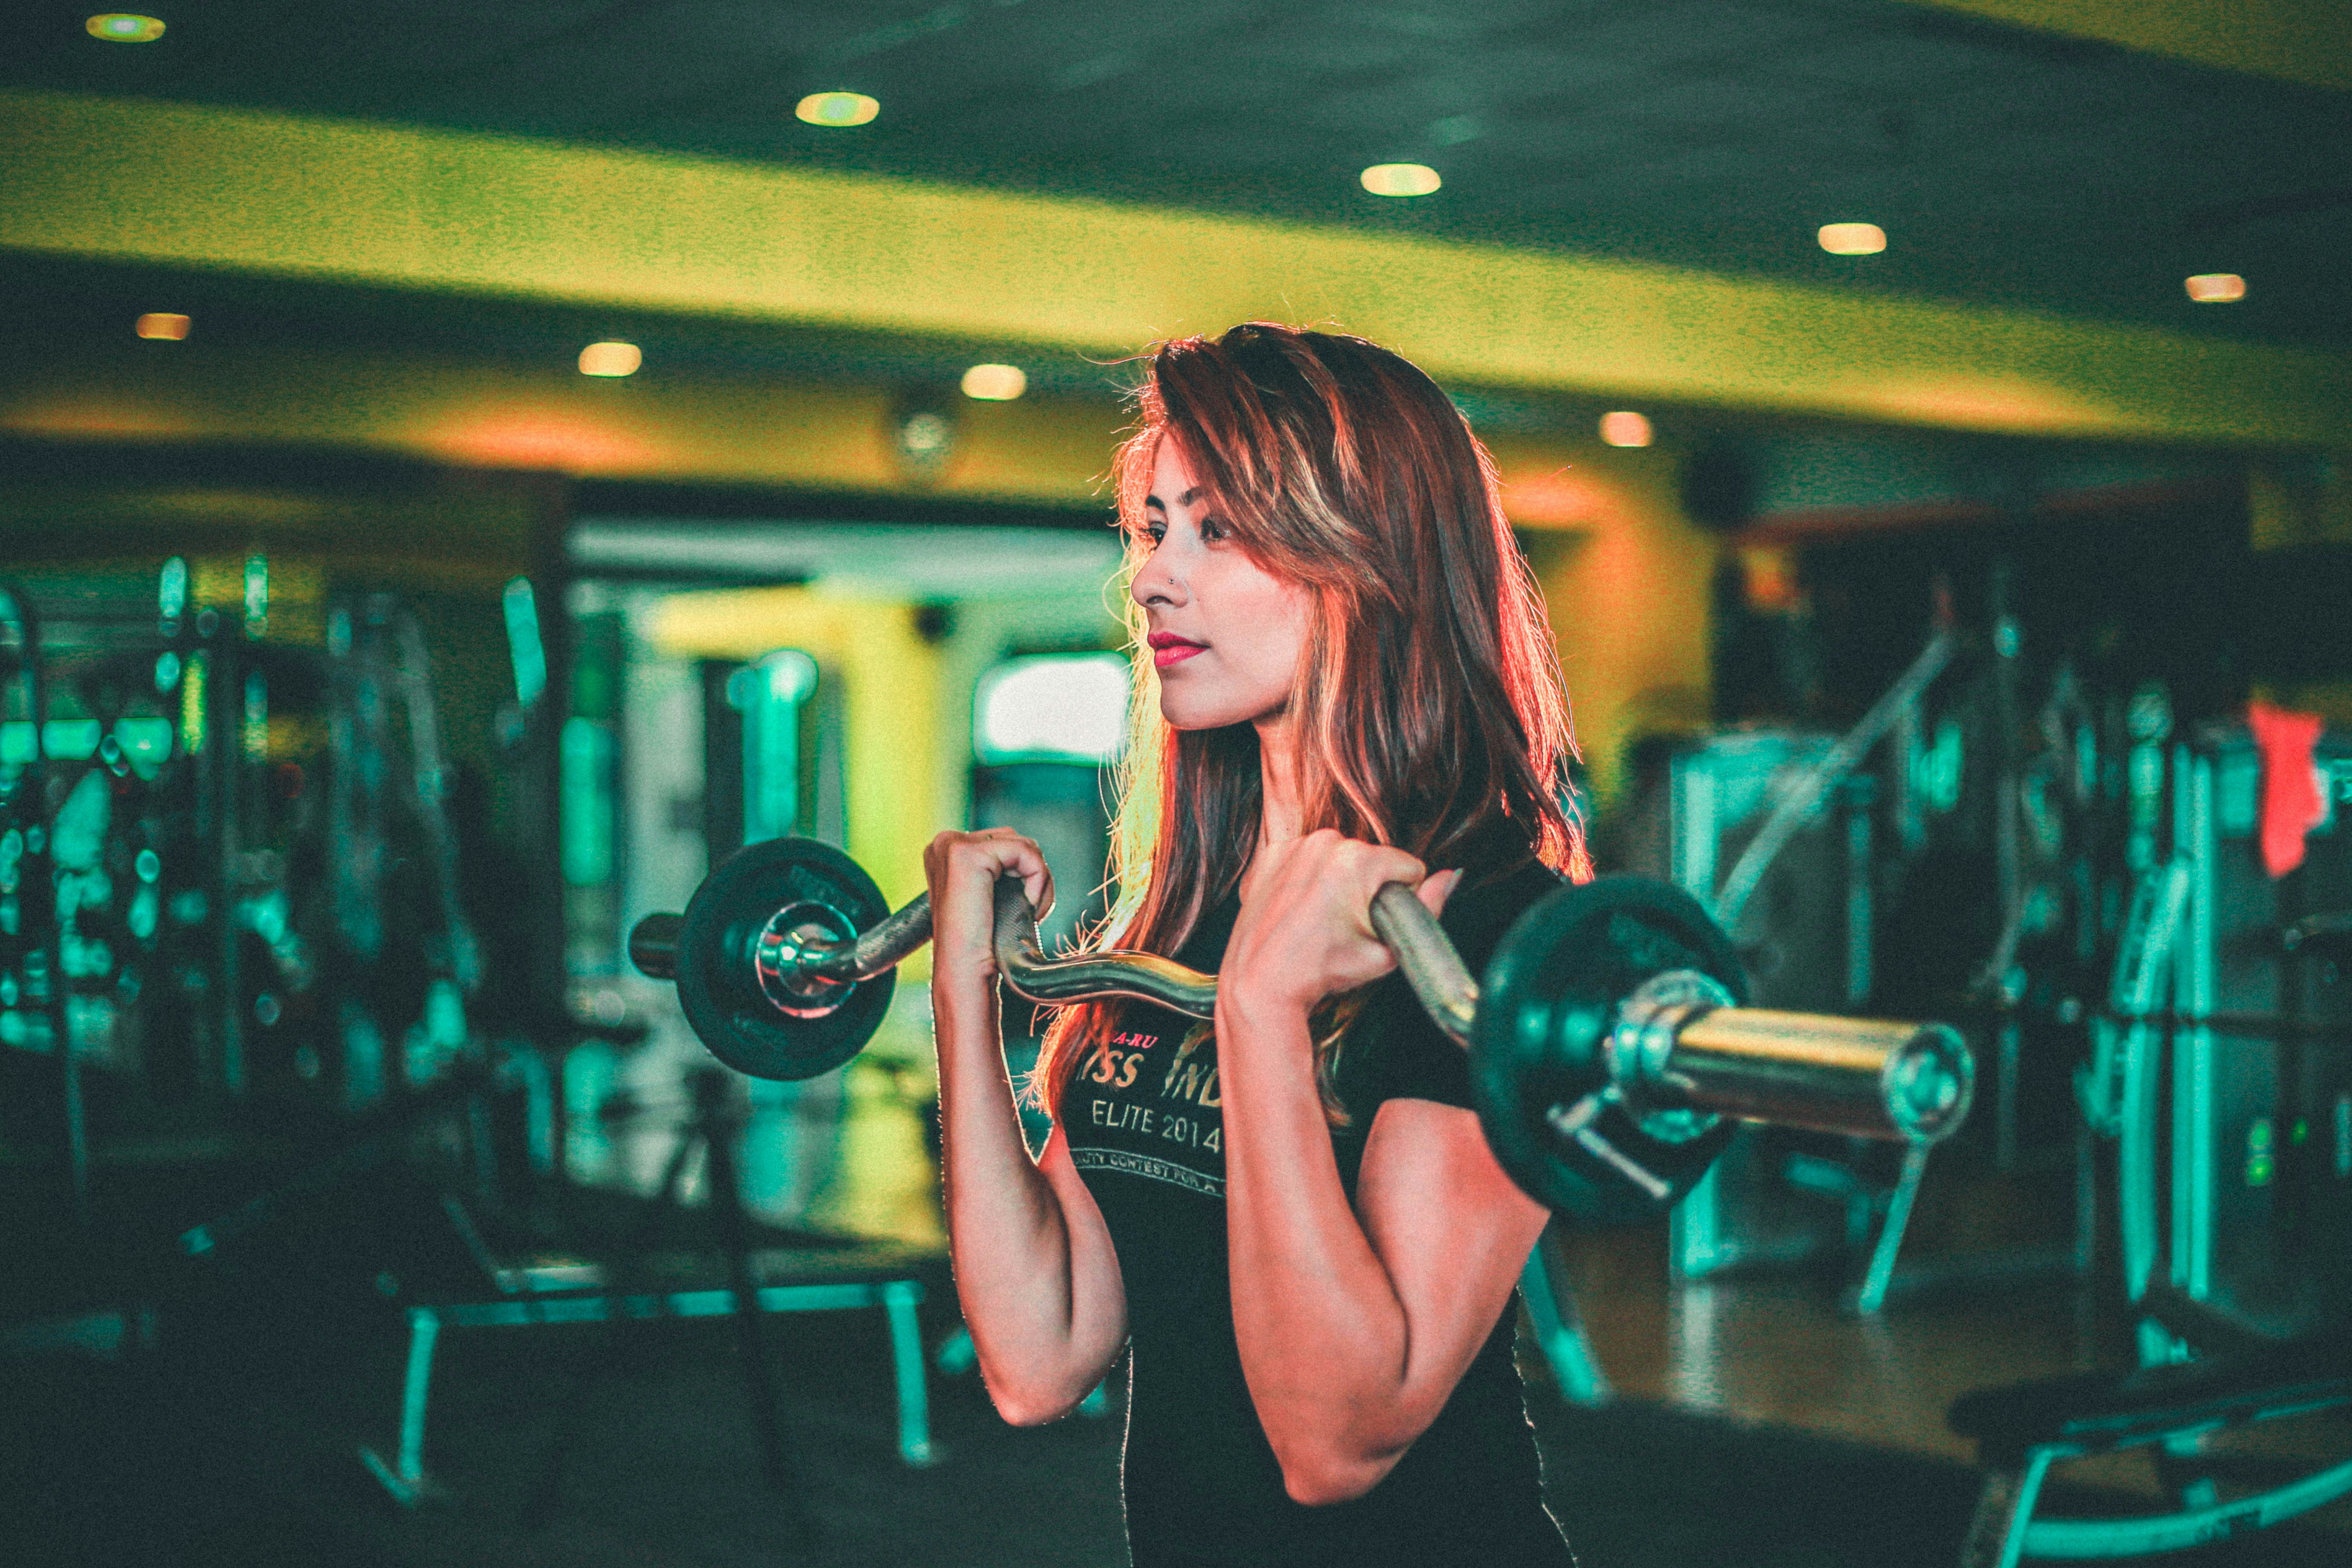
[1067,1022,1228,1198]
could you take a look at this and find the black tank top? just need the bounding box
[1063,854,1576,1568]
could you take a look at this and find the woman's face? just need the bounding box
[1130,437,1312,733]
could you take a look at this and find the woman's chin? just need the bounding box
[1158,699,1251,733]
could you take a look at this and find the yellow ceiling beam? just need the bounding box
[0,326,1116,501]
[4,89,2349,449]
[1909,0,2352,93]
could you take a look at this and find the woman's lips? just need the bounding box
[1152,642,1205,669]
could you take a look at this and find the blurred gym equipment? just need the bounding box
[0,564,507,1201]
[0,581,80,1216]
[2127,723,2352,1348]
[1663,724,1902,1297]
[1670,572,2126,1313]
[356,1065,935,1516]
[1948,719,2352,1566]
[629,837,1974,1223]
[1949,1328,2352,1568]
[1690,509,2352,1561]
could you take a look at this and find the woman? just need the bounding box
[925,323,1585,1566]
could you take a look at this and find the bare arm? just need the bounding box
[1220,998,1548,1502]
[1217,832,1551,1504]
[927,830,1127,1425]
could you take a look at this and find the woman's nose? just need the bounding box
[1131,553,1183,607]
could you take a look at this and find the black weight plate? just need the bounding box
[1471,875,1746,1225]
[673,836,896,1081]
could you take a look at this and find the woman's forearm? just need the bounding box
[1216,989,1424,1500]
[933,976,1126,1424]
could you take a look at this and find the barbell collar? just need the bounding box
[1603,968,1737,1145]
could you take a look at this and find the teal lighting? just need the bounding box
[728,649,817,845]
[502,577,548,710]
[559,717,617,886]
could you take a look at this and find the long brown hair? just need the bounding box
[1033,323,1586,1120]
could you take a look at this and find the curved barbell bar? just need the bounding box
[630,865,1971,1147]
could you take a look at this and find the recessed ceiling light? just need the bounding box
[1361,163,1441,198]
[797,92,880,127]
[960,363,1027,401]
[1599,411,1653,448]
[1818,222,1887,255]
[87,13,165,42]
[578,341,641,377]
[135,312,190,340]
[2185,273,2245,303]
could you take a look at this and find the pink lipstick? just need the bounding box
[1148,632,1206,670]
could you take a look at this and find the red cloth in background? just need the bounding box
[2247,700,2328,878]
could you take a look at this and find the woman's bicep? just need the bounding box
[1354,1098,1550,1413]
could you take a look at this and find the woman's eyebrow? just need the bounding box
[1142,488,1202,512]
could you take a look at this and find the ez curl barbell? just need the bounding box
[628,837,1973,1222]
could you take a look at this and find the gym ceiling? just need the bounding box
[4,0,2350,454]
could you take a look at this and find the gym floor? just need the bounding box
[9,1210,2348,1568]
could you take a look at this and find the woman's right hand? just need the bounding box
[923,829,1055,994]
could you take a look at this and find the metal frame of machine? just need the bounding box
[1663,727,1924,1305]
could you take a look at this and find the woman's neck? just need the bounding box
[1254,711,1302,853]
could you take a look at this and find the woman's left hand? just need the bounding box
[1221,829,1462,1022]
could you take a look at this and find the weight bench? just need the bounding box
[1949,1329,2352,1567]
[359,1245,940,1504]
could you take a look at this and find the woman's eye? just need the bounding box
[1200,517,1226,542]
